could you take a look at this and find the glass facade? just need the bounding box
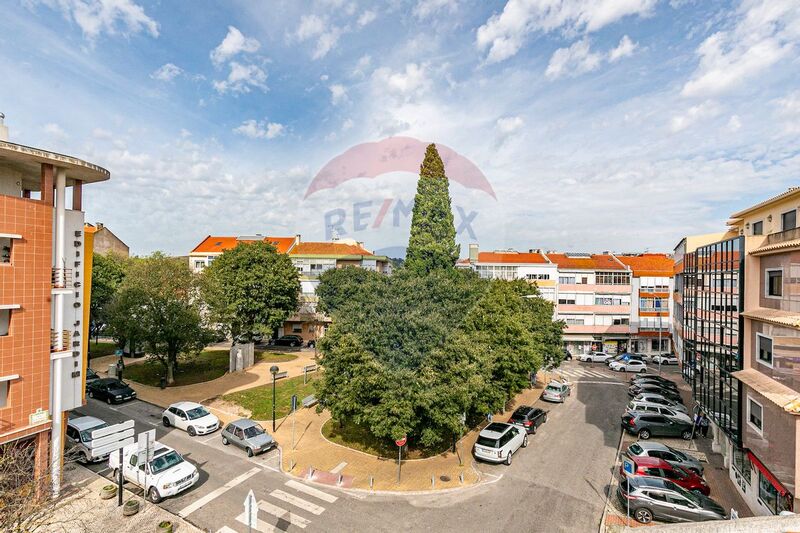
[680,236,744,444]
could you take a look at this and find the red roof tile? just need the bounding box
[191,235,295,254]
[290,241,375,256]
[471,251,549,264]
[615,254,675,277]
[546,253,625,270]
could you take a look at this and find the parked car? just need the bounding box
[85,367,100,390]
[508,406,547,434]
[634,393,687,412]
[617,475,726,524]
[629,384,683,402]
[621,412,694,440]
[109,441,199,503]
[652,354,679,365]
[632,374,676,385]
[631,377,679,390]
[627,400,693,424]
[626,441,704,475]
[66,416,109,463]
[542,380,571,402]
[473,422,528,465]
[578,351,612,363]
[621,455,710,496]
[607,353,645,367]
[162,401,220,436]
[274,335,303,347]
[87,378,137,404]
[221,419,276,457]
[610,359,648,373]
[563,349,573,361]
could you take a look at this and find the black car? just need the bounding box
[631,374,676,386]
[85,367,100,391]
[563,349,572,361]
[629,384,683,402]
[632,378,679,391]
[621,412,694,440]
[508,405,548,434]
[274,335,303,347]
[87,378,137,404]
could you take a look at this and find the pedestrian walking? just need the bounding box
[694,411,702,437]
[700,413,710,438]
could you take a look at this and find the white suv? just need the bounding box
[473,422,528,465]
[109,442,199,503]
[162,401,219,436]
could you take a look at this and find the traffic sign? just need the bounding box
[730,508,738,520]
[89,419,135,459]
[137,429,156,462]
[622,456,635,476]
[244,489,258,529]
[395,436,407,447]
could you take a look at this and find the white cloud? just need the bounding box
[43,122,68,139]
[31,0,159,40]
[352,54,372,78]
[294,14,343,59]
[681,0,800,98]
[372,63,430,98]
[295,14,326,41]
[210,26,260,66]
[413,0,458,19]
[150,63,183,81]
[233,119,285,139]
[670,101,721,132]
[213,62,268,94]
[496,115,525,135]
[91,127,112,140]
[329,84,348,105]
[774,90,800,132]
[727,114,742,132]
[357,10,376,27]
[476,0,656,64]
[608,35,637,62]
[545,39,603,79]
[341,118,354,131]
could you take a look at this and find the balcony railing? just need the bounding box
[50,329,71,352]
[51,268,73,289]
[767,226,800,245]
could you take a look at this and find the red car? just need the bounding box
[620,456,710,496]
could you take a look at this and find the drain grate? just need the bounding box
[440,475,451,482]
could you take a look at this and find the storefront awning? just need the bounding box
[748,450,790,496]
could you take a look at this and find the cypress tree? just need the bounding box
[405,143,460,274]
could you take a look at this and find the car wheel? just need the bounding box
[106,397,113,405]
[638,429,651,440]
[640,368,646,373]
[88,390,94,398]
[246,447,254,457]
[505,451,513,466]
[162,417,170,427]
[222,436,229,445]
[81,451,91,464]
[522,435,529,448]
[188,426,197,437]
[531,424,537,435]
[681,430,693,440]
[148,487,162,504]
[112,468,119,481]
[634,507,653,524]
[543,414,548,423]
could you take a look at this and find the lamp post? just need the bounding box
[270,365,279,431]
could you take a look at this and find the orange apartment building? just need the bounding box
[0,117,108,493]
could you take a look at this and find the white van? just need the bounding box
[108,441,199,503]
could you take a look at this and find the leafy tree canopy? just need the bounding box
[90,251,128,341]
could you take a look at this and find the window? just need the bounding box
[525,273,550,280]
[732,447,751,485]
[757,334,773,366]
[782,210,797,231]
[612,318,629,325]
[558,276,575,284]
[0,309,10,336]
[759,471,779,514]
[752,221,763,235]
[580,277,588,284]
[194,260,204,269]
[748,397,763,434]
[596,272,631,285]
[0,237,11,263]
[766,269,783,298]
[292,324,303,333]
[558,297,576,305]
[565,318,584,325]
[0,381,7,408]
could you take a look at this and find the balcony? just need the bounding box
[766,227,800,245]
[51,267,73,289]
[50,329,71,352]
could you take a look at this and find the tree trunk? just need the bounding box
[166,360,175,385]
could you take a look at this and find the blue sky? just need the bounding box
[1,0,799,256]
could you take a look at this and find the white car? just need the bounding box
[473,422,528,465]
[652,354,678,365]
[162,401,220,436]
[610,359,648,373]
[542,380,571,402]
[578,351,612,363]
[627,401,693,424]
[109,441,199,503]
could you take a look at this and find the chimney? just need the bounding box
[96,222,104,230]
[295,234,301,245]
[0,113,8,142]
[469,243,479,262]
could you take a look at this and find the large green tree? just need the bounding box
[404,144,459,274]
[90,251,128,343]
[108,253,211,384]
[201,241,300,342]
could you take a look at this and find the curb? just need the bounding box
[599,427,626,533]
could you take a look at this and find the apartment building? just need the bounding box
[459,244,558,303]
[0,117,108,493]
[188,234,390,343]
[84,222,129,257]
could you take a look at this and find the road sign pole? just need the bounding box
[117,447,123,506]
[397,445,401,483]
[627,474,630,526]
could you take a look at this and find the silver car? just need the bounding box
[626,401,693,425]
[634,393,688,413]
[66,416,109,463]
[542,380,570,402]
[618,475,725,524]
[221,419,276,457]
[473,422,528,465]
[626,441,704,475]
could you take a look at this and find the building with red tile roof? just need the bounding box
[615,253,674,277]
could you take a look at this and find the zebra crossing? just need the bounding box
[551,365,617,380]
[219,479,339,532]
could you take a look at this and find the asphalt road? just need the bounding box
[75,360,658,533]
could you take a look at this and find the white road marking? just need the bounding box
[270,489,325,515]
[330,461,347,474]
[259,500,311,528]
[285,480,338,503]
[177,467,261,517]
[200,433,219,444]
[573,381,628,386]
[235,511,278,532]
[216,527,238,533]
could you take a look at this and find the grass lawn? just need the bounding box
[223,374,318,420]
[123,349,297,387]
[88,341,118,359]
[321,418,450,459]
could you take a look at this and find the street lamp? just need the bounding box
[270,365,279,431]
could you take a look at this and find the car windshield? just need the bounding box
[79,423,109,443]
[669,447,687,460]
[672,482,701,505]
[546,385,560,392]
[628,443,643,455]
[150,450,184,474]
[186,407,210,420]
[244,425,265,438]
[476,436,499,448]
